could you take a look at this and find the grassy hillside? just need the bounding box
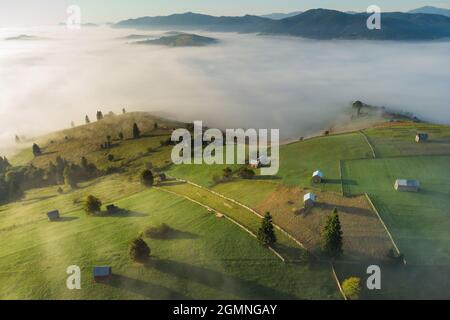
[2,111,449,300]
[342,155,450,265]
[0,186,339,299]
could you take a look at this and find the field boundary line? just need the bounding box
[339,160,345,197]
[155,186,286,262]
[359,130,376,158]
[177,179,308,251]
[364,193,406,265]
[330,262,347,300]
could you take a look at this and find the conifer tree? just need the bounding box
[85,115,90,124]
[257,212,276,246]
[321,208,343,258]
[132,122,141,139]
[32,143,42,157]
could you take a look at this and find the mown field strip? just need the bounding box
[359,130,377,158]
[178,179,308,251]
[155,186,286,262]
[364,193,407,265]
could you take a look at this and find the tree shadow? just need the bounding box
[158,180,186,187]
[316,202,372,217]
[341,179,357,186]
[323,179,342,184]
[146,259,298,299]
[253,175,282,181]
[429,139,450,145]
[97,209,147,218]
[147,228,199,240]
[105,274,190,299]
[54,216,79,222]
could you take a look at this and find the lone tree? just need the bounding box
[129,237,150,262]
[96,111,103,121]
[342,277,361,300]
[85,115,90,124]
[15,135,21,144]
[321,208,343,258]
[257,212,276,247]
[84,195,102,214]
[122,108,126,114]
[63,166,77,189]
[71,121,75,128]
[32,143,42,157]
[141,169,154,187]
[118,132,124,140]
[352,100,363,117]
[132,122,141,139]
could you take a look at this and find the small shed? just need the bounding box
[312,170,324,183]
[159,173,167,181]
[258,155,270,167]
[93,266,112,282]
[394,179,420,192]
[415,133,428,143]
[303,192,317,208]
[249,159,259,168]
[47,210,60,221]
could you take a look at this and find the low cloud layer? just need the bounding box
[1,26,450,151]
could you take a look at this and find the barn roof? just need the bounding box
[312,170,324,178]
[93,266,111,277]
[303,192,316,202]
[416,133,428,139]
[395,179,420,187]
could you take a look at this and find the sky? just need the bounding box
[1,0,450,26]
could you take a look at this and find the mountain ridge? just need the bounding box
[114,8,450,40]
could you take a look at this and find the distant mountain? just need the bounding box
[263,9,450,40]
[119,34,154,40]
[132,33,217,47]
[409,6,450,17]
[116,12,273,33]
[260,11,302,20]
[115,9,450,40]
[5,34,42,41]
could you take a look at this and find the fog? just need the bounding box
[1,26,450,151]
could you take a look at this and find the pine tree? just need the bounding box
[118,132,124,140]
[32,143,42,157]
[96,111,103,121]
[85,115,90,124]
[122,108,126,114]
[321,208,343,258]
[129,237,150,262]
[71,121,75,128]
[132,122,141,139]
[15,135,21,144]
[63,166,77,189]
[257,212,276,246]
[141,169,154,187]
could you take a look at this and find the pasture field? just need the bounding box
[363,122,450,158]
[341,155,450,265]
[0,187,340,299]
[158,181,305,261]
[334,262,450,300]
[213,180,392,261]
[277,133,373,193]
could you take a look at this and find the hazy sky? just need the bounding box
[1,26,449,148]
[1,0,450,26]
